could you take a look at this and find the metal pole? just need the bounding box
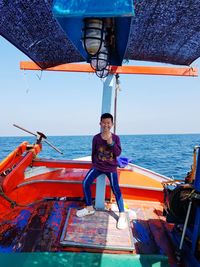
[179,200,193,250]
[176,200,193,263]
[95,74,114,210]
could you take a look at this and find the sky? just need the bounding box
[1,36,200,137]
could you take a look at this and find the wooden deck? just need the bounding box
[0,198,178,266]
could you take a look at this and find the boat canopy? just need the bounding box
[1,0,200,68]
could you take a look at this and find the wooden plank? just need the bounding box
[19,203,52,252]
[20,62,198,77]
[131,205,158,254]
[0,208,32,252]
[36,201,67,251]
[144,205,176,256]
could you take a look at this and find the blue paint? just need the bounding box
[53,0,133,66]
[0,209,32,252]
[0,246,14,252]
[45,202,65,233]
[192,207,200,254]
[16,210,31,229]
[56,17,87,59]
[133,221,152,244]
[55,16,131,67]
[115,17,132,64]
[53,0,134,17]
[192,149,200,262]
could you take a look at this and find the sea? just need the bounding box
[0,134,200,180]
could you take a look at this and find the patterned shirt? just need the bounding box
[91,133,121,172]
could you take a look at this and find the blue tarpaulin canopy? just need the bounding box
[53,0,134,17]
[1,0,200,68]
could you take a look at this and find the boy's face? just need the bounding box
[100,118,113,133]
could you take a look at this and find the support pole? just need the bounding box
[192,148,200,253]
[95,74,114,209]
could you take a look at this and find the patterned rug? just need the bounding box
[60,208,134,251]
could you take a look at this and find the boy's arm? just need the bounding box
[91,137,96,163]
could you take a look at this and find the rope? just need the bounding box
[0,185,66,209]
[22,70,30,94]
[113,74,121,134]
[0,185,18,208]
[0,185,44,208]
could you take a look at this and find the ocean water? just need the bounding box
[0,134,200,180]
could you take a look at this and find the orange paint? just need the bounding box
[20,62,198,77]
[0,141,28,173]
[119,169,163,189]
[2,143,42,193]
[0,142,166,220]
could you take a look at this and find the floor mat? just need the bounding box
[60,208,134,251]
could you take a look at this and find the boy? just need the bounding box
[76,113,127,230]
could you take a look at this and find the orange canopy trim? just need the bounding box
[20,62,198,77]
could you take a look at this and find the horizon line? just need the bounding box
[0,132,200,138]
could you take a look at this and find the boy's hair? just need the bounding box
[100,113,113,123]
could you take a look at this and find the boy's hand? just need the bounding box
[107,136,113,145]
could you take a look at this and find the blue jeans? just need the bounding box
[82,168,125,212]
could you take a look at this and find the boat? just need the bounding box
[0,1,200,266]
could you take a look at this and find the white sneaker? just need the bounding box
[76,208,95,217]
[117,215,127,230]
